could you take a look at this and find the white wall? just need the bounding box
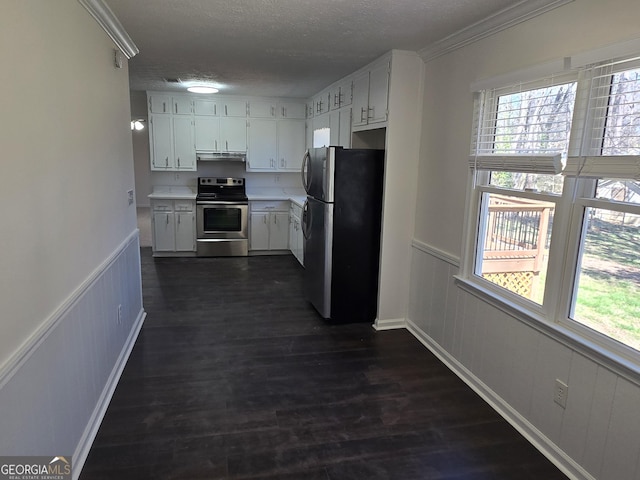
[410,1,640,479]
[0,0,144,474]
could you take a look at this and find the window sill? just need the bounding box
[454,274,640,386]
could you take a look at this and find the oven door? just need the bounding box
[196,202,248,240]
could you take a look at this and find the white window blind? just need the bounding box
[563,57,640,179]
[471,79,577,174]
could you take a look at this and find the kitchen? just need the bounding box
[2,1,640,480]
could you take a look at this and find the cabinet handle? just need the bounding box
[271,106,275,117]
[263,216,267,224]
[163,102,167,113]
[281,158,285,168]
[368,107,374,120]
[282,106,286,117]
[334,93,339,107]
[226,140,228,150]
[225,105,228,116]
[177,157,180,168]
[360,107,367,122]
[175,103,178,114]
[215,140,218,151]
[178,215,181,225]
[165,157,169,167]
[214,104,217,116]
[166,214,169,225]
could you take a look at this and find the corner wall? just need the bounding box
[409,1,640,479]
[0,1,144,476]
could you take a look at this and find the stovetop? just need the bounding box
[196,177,247,202]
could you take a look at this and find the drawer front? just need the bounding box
[174,200,194,212]
[152,200,173,212]
[250,200,289,212]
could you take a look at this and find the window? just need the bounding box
[465,57,640,360]
[470,79,577,305]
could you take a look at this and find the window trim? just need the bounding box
[462,58,640,374]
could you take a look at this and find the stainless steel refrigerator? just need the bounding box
[301,146,385,322]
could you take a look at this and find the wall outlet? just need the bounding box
[117,304,123,325]
[554,379,568,408]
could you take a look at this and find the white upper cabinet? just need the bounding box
[149,95,172,114]
[194,117,220,151]
[221,99,248,117]
[277,120,306,171]
[220,118,247,152]
[351,59,390,128]
[172,97,193,115]
[149,114,196,171]
[249,100,276,118]
[330,80,353,110]
[193,99,218,116]
[248,119,277,170]
[172,116,196,170]
[313,92,330,116]
[278,101,306,119]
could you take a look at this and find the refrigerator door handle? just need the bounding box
[301,199,311,239]
[301,149,311,193]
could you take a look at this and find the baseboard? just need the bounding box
[373,317,407,330]
[405,318,595,480]
[72,309,146,480]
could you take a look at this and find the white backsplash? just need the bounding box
[150,164,302,190]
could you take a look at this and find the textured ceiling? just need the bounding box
[106,0,527,98]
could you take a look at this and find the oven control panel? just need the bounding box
[199,177,244,186]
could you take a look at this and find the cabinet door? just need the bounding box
[339,108,352,148]
[194,99,218,116]
[367,61,390,124]
[222,100,247,117]
[249,101,276,118]
[329,111,340,146]
[312,115,330,148]
[248,119,277,170]
[175,212,195,251]
[172,97,193,115]
[149,95,171,114]
[306,100,314,119]
[194,116,220,151]
[150,114,173,170]
[250,212,270,250]
[289,213,297,256]
[173,116,196,170]
[339,80,353,107]
[153,212,175,251]
[220,118,247,152]
[351,71,370,128]
[278,102,306,119]
[269,212,290,250]
[294,217,304,265]
[277,119,305,171]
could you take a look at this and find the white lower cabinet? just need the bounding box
[289,202,304,265]
[151,200,195,254]
[250,201,290,251]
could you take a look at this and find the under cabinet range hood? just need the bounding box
[196,151,246,162]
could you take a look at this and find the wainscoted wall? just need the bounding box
[407,240,640,480]
[0,232,145,478]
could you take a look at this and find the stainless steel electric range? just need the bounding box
[196,177,248,257]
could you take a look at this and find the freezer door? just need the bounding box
[302,147,337,202]
[302,197,333,318]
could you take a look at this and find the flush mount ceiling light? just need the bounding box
[187,86,219,94]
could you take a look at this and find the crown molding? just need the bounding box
[78,0,139,59]
[419,0,574,63]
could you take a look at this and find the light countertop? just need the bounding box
[247,188,306,207]
[148,186,196,200]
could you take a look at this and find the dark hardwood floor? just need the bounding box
[80,248,567,479]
